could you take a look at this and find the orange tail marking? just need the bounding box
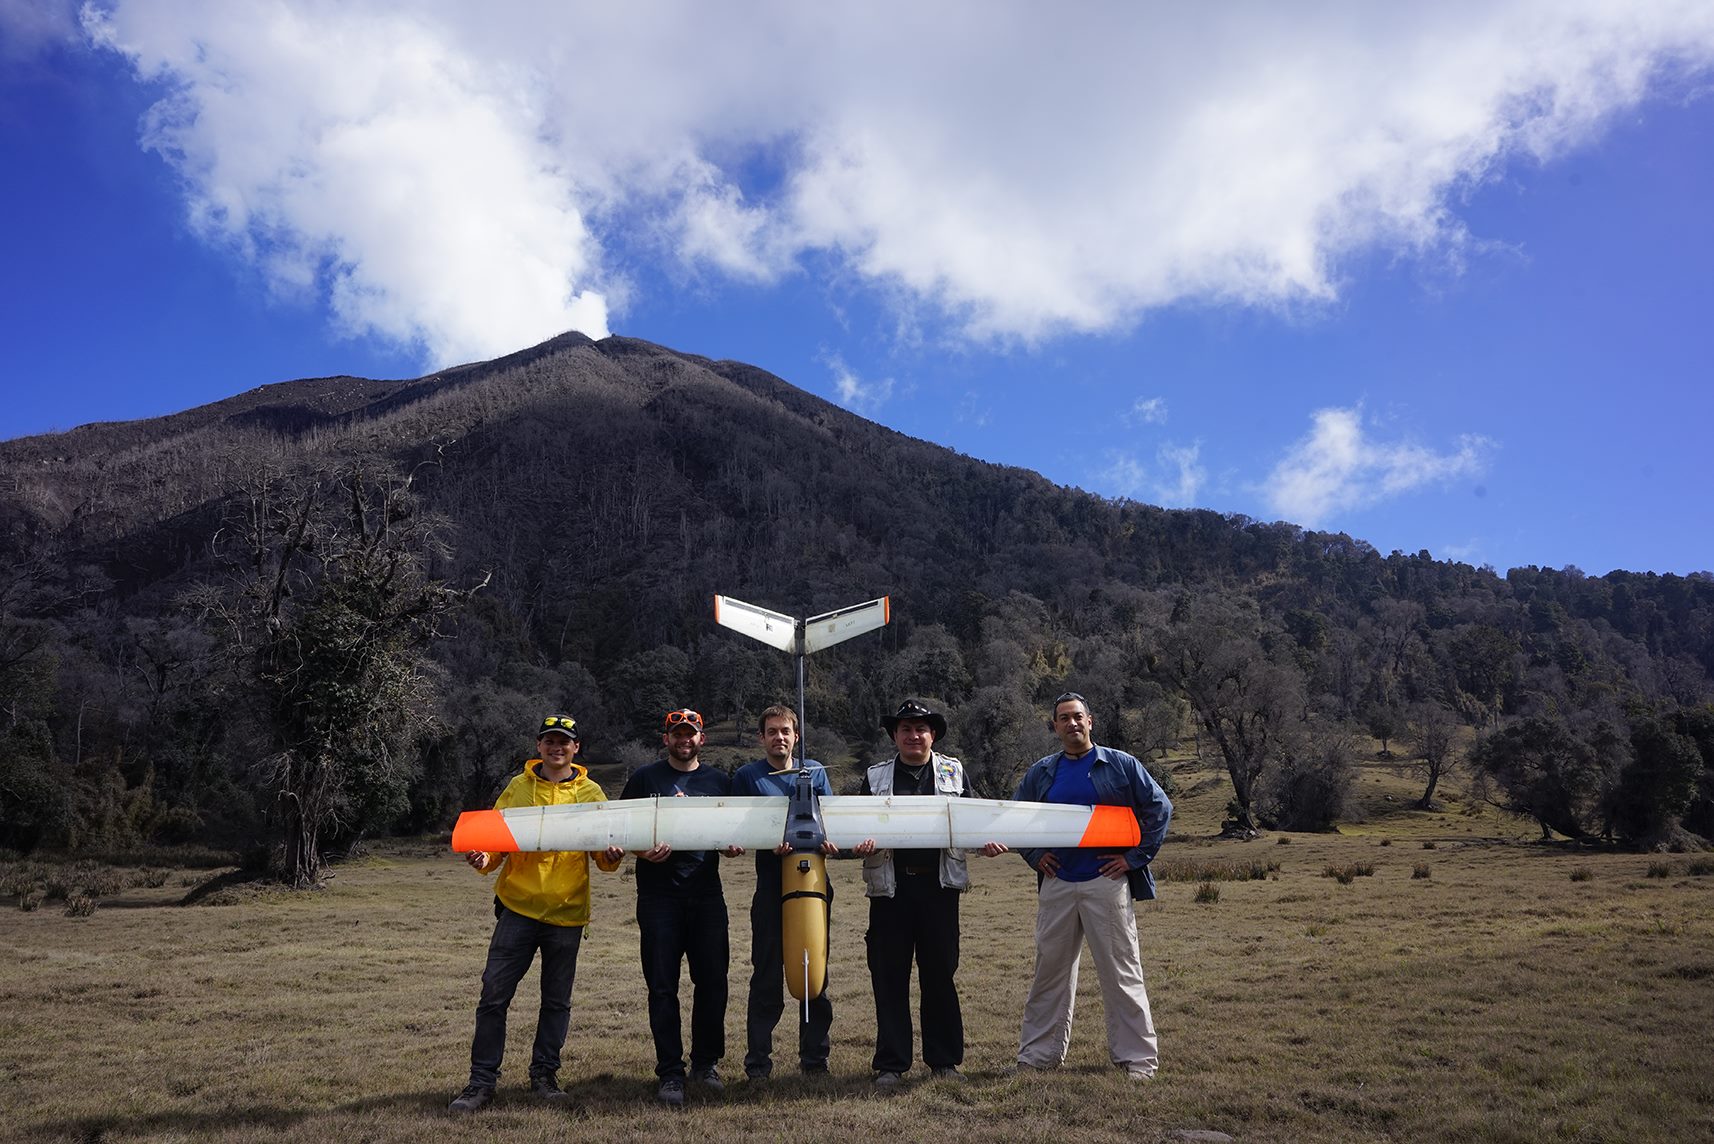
[1077,804,1141,848]
[452,810,519,853]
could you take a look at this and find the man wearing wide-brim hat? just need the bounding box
[852,699,1005,1090]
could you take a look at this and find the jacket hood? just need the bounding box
[524,758,590,784]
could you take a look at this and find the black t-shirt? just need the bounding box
[861,757,962,871]
[619,759,731,896]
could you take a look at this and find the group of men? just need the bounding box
[447,692,1173,1113]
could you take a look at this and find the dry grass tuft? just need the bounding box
[1155,859,1280,883]
[1192,882,1220,904]
[61,892,97,917]
[1321,862,1376,884]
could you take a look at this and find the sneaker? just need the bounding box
[448,1083,494,1113]
[657,1076,686,1108]
[930,1066,965,1081]
[873,1070,904,1090]
[1124,1066,1156,1082]
[690,1066,725,1092]
[529,1074,570,1102]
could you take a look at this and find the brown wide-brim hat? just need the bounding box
[881,698,947,740]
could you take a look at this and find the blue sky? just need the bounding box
[3,2,1712,577]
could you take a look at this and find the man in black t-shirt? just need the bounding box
[620,708,743,1107]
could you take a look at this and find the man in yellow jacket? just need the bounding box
[449,714,624,1113]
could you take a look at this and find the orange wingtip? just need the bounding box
[1077,804,1141,849]
[452,810,519,853]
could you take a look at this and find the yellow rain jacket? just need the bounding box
[477,759,621,927]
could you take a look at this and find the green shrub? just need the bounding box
[63,893,97,918]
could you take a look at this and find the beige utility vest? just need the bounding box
[860,752,970,897]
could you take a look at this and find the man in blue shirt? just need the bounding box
[1012,692,1173,1080]
[730,704,838,1078]
[620,708,743,1107]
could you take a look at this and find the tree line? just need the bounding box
[2,335,1710,879]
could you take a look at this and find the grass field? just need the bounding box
[3,759,1712,1143]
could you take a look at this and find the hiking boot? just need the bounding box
[799,1061,830,1075]
[690,1066,725,1092]
[874,1070,904,1090]
[931,1066,965,1081]
[657,1076,686,1108]
[745,1064,771,1082]
[529,1074,570,1102]
[448,1083,494,1113]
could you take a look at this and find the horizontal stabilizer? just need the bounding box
[713,595,799,653]
[450,795,1140,854]
[802,596,891,654]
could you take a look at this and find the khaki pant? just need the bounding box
[1017,874,1158,1076]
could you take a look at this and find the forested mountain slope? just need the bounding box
[2,334,1710,860]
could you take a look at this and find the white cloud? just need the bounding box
[826,354,893,414]
[1265,407,1492,526]
[1103,442,1206,508]
[71,0,1714,366]
[956,391,991,428]
[1156,443,1207,508]
[1128,397,1168,426]
[83,1,609,367]
[0,0,79,58]
[1106,454,1150,500]
[1442,539,1486,565]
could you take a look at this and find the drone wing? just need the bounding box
[452,797,786,853]
[801,596,890,654]
[712,595,799,653]
[452,795,1138,853]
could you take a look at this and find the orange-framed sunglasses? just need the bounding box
[663,709,704,730]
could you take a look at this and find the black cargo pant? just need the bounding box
[865,867,963,1073]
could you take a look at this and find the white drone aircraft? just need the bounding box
[452,594,1140,1005]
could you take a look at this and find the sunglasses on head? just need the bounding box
[665,709,703,727]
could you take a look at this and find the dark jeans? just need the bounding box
[638,890,730,1079]
[467,902,585,1087]
[744,860,833,1075]
[865,871,963,1072]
